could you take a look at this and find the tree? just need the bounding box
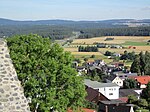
[139,51,146,75]
[141,82,150,102]
[91,55,95,58]
[137,99,148,108]
[104,51,112,56]
[7,34,86,112]
[130,55,141,75]
[123,79,138,89]
[144,51,150,75]
[120,51,127,60]
[128,94,138,104]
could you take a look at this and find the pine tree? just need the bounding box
[139,51,146,75]
[144,51,150,75]
[130,55,141,75]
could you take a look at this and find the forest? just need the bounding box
[0,22,150,40]
[78,26,150,38]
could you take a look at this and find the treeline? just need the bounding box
[131,51,150,75]
[78,27,150,38]
[78,46,98,52]
[104,50,136,60]
[1,24,150,40]
[0,25,73,40]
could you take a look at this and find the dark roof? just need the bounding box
[86,87,99,102]
[119,89,139,97]
[113,72,137,76]
[107,105,133,112]
[100,100,125,105]
[99,101,134,112]
[85,87,109,103]
[106,75,116,82]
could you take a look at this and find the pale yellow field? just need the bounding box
[72,36,150,44]
[64,47,78,52]
[98,46,150,54]
[134,46,150,51]
[64,46,150,54]
[71,52,103,55]
[64,47,150,56]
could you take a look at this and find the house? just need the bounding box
[106,76,123,87]
[86,60,95,66]
[110,45,122,49]
[84,79,120,99]
[98,101,134,112]
[86,60,105,67]
[94,59,105,66]
[128,76,150,88]
[119,89,141,102]
[85,86,110,104]
[112,53,121,57]
[77,66,87,72]
[110,62,124,68]
[112,72,137,80]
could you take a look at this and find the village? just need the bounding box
[72,57,150,112]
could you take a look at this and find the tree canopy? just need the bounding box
[123,79,138,89]
[7,34,86,112]
[130,51,150,75]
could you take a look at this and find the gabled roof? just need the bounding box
[106,75,118,82]
[113,72,137,76]
[85,87,110,103]
[84,79,119,89]
[119,89,139,97]
[129,76,150,84]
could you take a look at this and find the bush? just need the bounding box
[91,55,95,58]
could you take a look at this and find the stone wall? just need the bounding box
[0,39,30,112]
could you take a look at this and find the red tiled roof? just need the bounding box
[67,108,96,112]
[129,76,150,84]
[118,97,128,103]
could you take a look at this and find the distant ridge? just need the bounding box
[0,18,150,26]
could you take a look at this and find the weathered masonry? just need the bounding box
[0,39,30,112]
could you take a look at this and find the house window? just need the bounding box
[109,93,113,95]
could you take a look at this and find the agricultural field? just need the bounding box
[71,36,150,45]
[64,36,150,65]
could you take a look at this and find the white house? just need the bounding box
[106,76,123,87]
[84,79,120,99]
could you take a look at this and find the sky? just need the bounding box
[0,0,150,21]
